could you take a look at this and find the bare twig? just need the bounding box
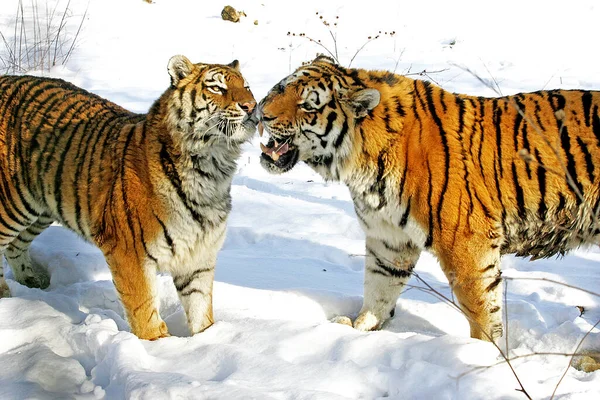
[0,0,86,74]
[551,318,600,399]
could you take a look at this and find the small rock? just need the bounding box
[222,5,245,23]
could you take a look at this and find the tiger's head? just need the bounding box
[165,55,257,153]
[257,55,380,179]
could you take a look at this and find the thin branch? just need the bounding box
[551,318,600,399]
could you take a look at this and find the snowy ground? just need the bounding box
[1,0,600,398]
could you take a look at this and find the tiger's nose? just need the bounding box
[240,101,256,115]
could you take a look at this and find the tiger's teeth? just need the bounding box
[260,142,270,154]
[271,151,280,161]
[274,139,280,147]
[258,122,264,137]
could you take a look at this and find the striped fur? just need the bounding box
[257,55,600,342]
[0,55,257,340]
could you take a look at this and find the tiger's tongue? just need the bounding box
[260,141,289,161]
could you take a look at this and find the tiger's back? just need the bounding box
[0,75,144,240]
[394,81,600,260]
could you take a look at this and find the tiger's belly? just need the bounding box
[500,208,600,259]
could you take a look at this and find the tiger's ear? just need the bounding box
[343,88,380,118]
[313,54,336,65]
[228,60,240,71]
[168,55,194,87]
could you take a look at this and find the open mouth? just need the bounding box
[259,123,299,172]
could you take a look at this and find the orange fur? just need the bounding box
[0,55,256,340]
[258,55,600,341]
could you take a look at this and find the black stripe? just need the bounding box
[511,163,526,220]
[323,111,337,137]
[535,149,547,219]
[395,96,406,117]
[72,102,104,234]
[422,82,450,229]
[399,197,411,227]
[333,117,348,148]
[582,91,593,127]
[425,161,434,248]
[159,143,206,228]
[180,288,205,297]
[493,102,504,177]
[482,264,496,272]
[119,125,138,245]
[372,152,387,210]
[576,137,595,183]
[137,217,158,264]
[560,126,583,203]
[0,213,22,234]
[54,118,87,228]
[456,97,465,134]
[354,207,370,229]
[486,272,502,292]
[0,172,32,224]
[86,114,122,226]
[371,253,413,279]
[174,268,212,292]
[592,105,600,147]
[155,214,174,254]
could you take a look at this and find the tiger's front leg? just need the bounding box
[172,262,216,335]
[353,236,421,331]
[106,250,169,340]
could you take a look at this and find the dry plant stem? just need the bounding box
[348,37,377,68]
[410,271,532,400]
[356,250,532,399]
[504,279,509,356]
[0,0,86,73]
[63,3,87,65]
[550,318,600,400]
[503,276,600,298]
[457,348,600,379]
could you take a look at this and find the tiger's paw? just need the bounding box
[21,272,50,290]
[11,260,51,289]
[353,311,382,331]
[135,320,170,341]
[330,315,353,326]
[0,279,11,298]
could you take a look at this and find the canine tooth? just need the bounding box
[272,151,280,161]
[258,122,264,137]
[260,142,270,154]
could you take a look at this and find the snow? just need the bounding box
[1,0,600,398]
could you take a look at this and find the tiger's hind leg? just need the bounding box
[4,214,53,290]
[438,244,504,342]
[0,214,41,298]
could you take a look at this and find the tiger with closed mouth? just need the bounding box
[257,54,600,342]
[0,55,257,340]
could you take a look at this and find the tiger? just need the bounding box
[0,55,257,340]
[257,54,600,342]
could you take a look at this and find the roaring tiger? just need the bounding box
[0,55,257,340]
[257,55,600,342]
